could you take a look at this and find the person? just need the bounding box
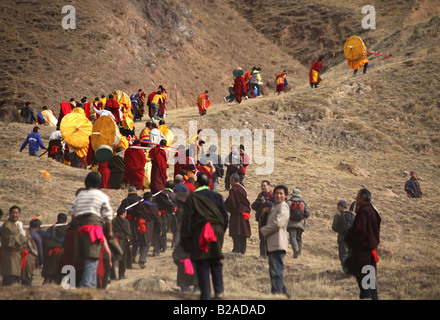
[105,94,121,125]
[1,206,26,286]
[148,139,168,194]
[309,56,323,88]
[107,146,125,189]
[57,98,76,129]
[245,67,262,99]
[21,218,45,286]
[224,145,240,190]
[174,174,189,193]
[139,121,153,141]
[149,89,163,121]
[111,210,131,279]
[98,160,110,189]
[205,145,224,192]
[345,188,381,300]
[251,180,274,258]
[172,175,190,248]
[224,80,236,103]
[286,188,310,258]
[172,242,199,294]
[237,144,250,187]
[72,102,86,117]
[47,130,63,163]
[260,185,290,297]
[117,186,143,265]
[224,173,251,254]
[132,192,163,266]
[37,106,58,127]
[275,71,287,95]
[19,126,47,157]
[405,170,422,198]
[233,73,247,104]
[92,97,103,120]
[123,139,147,190]
[331,200,355,273]
[42,213,68,285]
[346,43,369,77]
[68,172,114,288]
[20,102,37,124]
[93,104,115,121]
[197,91,212,116]
[155,180,178,253]
[148,122,165,145]
[180,172,228,300]
[183,173,196,193]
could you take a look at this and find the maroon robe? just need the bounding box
[224,183,251,237]
[123,147,146,190]
[345,202,381,276]
[149,146,168,194]
[234,75,246,103]
[98,161,110,189]
[105,98,121,123]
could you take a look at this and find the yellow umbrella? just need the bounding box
[344,36,369,70]
[60,112,92,149]
[91,115,121,161]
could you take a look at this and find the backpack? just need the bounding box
[339,210,355,234]
[155,191,176,214]
[290,200,306,221]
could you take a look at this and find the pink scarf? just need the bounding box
[198,222,217,252]
[78,225,105,244]
[180,259,194,275]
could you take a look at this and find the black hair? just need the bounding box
[160,139,167,147]
[159,120,165,125]
[273,185,288,196]
[30,219,41,229]
[42,106,48,110]
[152,123,157,128]
[109,94,114,99]
[57,213,68,223]
[143,192,152,201]
[358,188,372,203]
[166,180,175,189]
[9,205,21,214]
[261,180,270,185]
[84,172,101,189]
[180,169,188,176]
[196,172,210,187]
[33,126,40,133]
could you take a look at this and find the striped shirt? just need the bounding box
[69,189,113,221]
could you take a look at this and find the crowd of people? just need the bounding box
[9,56,423,300]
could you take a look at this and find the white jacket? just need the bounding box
[260,201,290,253]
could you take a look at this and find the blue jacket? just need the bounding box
[20,133,46,152]
[405,177,422,198]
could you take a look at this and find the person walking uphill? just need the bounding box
[286,188,310,258]
[68,172,114,288]
[20,126,47,157]
[331,200,355,273]
[180,172,229,300]
[225,173,251,254]
[404,170,422,198]
[345,188,381,300]
[260,185,290,297]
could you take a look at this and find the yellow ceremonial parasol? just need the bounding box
[91,115,122,161]
[60,112,92,150]
[344,36,366,62]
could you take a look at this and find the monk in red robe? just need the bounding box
[197,91,211,116]
[57,98,76,129]
[196,160,215,190]
[275,71,287,95]
[148,139,168,194]
[234,75,246,103]
[123,140,147,190]
[309,56,323,88]
[98,161,110,189]
[105,94,121,124]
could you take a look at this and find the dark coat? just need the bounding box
[180,191,227,261]
[112,215,131,258]
[345,202,381,276]
[41,224,68,278]
[107,154,125,189]
[225,183,251,237]
[404,177,422,198]
[133,201,163,245]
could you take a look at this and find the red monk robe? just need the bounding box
[105,98,121,123]
[309,60,322,86]
[57,102,75,127]
[196,164,214,190]
[93,100,103,119]
[234,75,246,103]
[197,92,211,116]
[276,72,287,94]
[98,161,110,189]
[158,89,167,119]
[149,145,168,194]
[123,147,147,190]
